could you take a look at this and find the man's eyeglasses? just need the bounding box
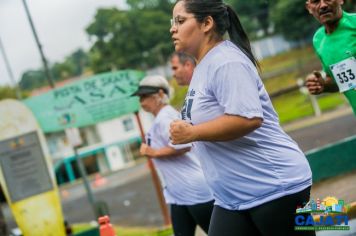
[170,16,195,28]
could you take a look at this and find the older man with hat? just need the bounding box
[132,75,214,236]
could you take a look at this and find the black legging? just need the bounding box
[209,187,315,236]
[171,200,214,236]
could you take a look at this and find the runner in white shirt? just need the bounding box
[132,75,214,236]
[169,1,314,235]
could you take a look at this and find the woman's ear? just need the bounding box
[202,16,214,33]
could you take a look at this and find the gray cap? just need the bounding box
[131,75,170,96]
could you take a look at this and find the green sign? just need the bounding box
[24,70,145,133]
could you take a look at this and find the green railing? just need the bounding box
[306,135,356,182]
[55,136,142,184]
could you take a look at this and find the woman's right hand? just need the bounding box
[170,120,196,144]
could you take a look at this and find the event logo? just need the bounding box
[295,196,351,231]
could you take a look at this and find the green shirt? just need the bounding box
[313,11,356,115]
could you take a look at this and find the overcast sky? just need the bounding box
[0,0,127,86]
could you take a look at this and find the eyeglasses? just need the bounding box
[170,16,195,28]
[308,0,332,5]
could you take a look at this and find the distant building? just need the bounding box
[25,76,155,185]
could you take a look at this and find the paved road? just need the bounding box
[61,163,164,227]
[55,113,356,226]
[287,113,356,152]
[3,112,356,233]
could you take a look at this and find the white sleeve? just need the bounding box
[159,114,192,150]
[210,61,264,119]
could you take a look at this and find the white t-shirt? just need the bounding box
[181,40,312,210]
[146,105,213,205]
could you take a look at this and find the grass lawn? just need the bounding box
[259,46,317,74]
[72,223,94,233]
[263,72,299,94]
[72,223,173,236]
[272,91,346,124]
[114,226,172,236]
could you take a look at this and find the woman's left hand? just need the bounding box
[169,120,196,144]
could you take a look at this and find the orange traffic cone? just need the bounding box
[93,173,108,188]
[98,215,116,236]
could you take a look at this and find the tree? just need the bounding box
[19,48,90,91]
[65,49,89,76]
[226,0,272,37]
[51,61,75,80]
[271,0,319,41]
[19,70,47,91]
[51,49,89,80]
[0,86,27,100]
[86,0,174,73]
[344,0,356,11]
[127,0,174,12]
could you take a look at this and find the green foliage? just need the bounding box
[19,49,89,91]
[68,49,90,76]
[72,223,173,236]
[226,0,272,37]
[51,61,75,80]
[170,79,188,109]
[215,0,353,41]
[227,0,354,41]
[127,0,174,12]
[86,0,174,73]
[52,48,89,80]
[19,70,47,91]
[0,86,27,100]
[271,0,319,41]
[343,1,356,12]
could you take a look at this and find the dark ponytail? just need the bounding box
[180,0,259,68]
[225,5,259,67]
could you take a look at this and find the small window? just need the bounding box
[122,118,134,132]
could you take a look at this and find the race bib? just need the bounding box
[330,57,356,93]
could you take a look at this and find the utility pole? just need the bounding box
[0,36,22,99]
[21,0,55,88]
